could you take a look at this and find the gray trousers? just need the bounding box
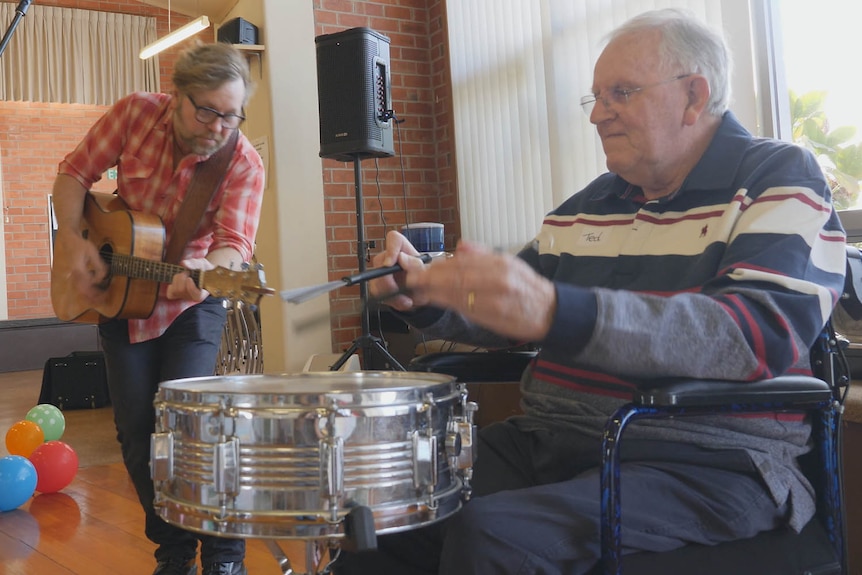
[334,418,786,575]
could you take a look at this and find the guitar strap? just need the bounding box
[164,129,240,265]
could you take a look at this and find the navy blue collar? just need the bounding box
[604,111,752,202]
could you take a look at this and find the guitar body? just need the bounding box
[52,192,166,323]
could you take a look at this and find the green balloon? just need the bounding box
[25,404,66,442]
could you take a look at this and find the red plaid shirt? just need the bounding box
[58,92,265,343]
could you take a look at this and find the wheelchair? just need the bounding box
[408,247,861,575]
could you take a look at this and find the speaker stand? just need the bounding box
[330,155,405,372]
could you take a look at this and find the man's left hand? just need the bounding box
[166,257,214,302]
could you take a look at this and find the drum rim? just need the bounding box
[158,370,457,392]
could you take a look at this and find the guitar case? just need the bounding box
[39,351,110,410]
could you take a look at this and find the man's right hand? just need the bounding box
[52,226,109,306]
[368,230,425,311]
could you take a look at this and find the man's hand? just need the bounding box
[404,240,557,341]
[369,232,556,341]
[368,230,425,311]
[166,257,214,302]
[52,227,110,307]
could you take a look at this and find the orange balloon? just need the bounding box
[5,420,45,457]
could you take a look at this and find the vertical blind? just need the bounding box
[0,3,158,105]
[447,0,727,250]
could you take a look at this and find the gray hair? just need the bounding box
[172,42,254,105]
[605,8,732,116]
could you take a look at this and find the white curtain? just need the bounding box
[447,0,737,250]
[0,3,158,104]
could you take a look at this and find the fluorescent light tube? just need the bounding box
[139,15,211,60]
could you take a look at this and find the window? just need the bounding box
[776,1,862,211]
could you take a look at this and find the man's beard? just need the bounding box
[182,132,225,156]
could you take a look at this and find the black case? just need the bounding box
[39,351,110,410]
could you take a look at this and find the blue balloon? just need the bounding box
[0,455,38,512]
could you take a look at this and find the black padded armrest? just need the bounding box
[635,375,833,407]
[407,351,536,383]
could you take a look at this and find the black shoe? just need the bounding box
[201,562,246,575]
[153,557,197,575]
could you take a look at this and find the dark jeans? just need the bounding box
[334,418,786,575]
[100,297,244,564]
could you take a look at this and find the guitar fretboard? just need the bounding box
[106,253,202,286]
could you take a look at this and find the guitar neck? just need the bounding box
[109,253,201,285]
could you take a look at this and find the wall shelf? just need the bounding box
[233,44,264,76]
[233,44,265,51]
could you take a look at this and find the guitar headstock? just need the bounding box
[200,264,276,306]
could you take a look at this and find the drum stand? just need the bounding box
[264,539,336,575]
[263,506,377,574]
[331,154,405,371]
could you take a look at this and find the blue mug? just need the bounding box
[401,222,445,253]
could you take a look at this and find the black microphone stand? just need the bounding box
[0,0,32,59]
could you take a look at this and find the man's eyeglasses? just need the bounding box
[186,94,245,129]
[579,73,692,116]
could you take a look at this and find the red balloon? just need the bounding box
[29,441,78,494]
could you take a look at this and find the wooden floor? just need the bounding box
[0,370,313,575]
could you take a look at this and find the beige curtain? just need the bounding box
[0,3,158,104]
[446,0,741,251]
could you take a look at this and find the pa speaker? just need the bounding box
[315,27,394,161]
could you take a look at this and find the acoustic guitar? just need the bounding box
[51,192,275,324]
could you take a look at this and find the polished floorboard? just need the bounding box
[0,370,314,574]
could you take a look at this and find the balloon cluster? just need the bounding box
[0,404,78,512]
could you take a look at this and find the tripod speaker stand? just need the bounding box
[329,155,405,371]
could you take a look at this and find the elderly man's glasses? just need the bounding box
[186,94,245,129]
[580,73,692,116]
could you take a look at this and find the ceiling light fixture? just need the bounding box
[139,15,210,60]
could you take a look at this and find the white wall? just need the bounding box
[223,0,332,372]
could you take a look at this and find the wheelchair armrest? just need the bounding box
[634,375,833,407]
[407,351,536,382]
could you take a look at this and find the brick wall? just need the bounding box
[314,0,457,353]
[0,102,113,318]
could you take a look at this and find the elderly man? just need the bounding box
[335,7,847,575]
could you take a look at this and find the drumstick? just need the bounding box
[280,253,433,304]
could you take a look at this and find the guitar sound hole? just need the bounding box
[99,245,113,264]
[98,246,114,288]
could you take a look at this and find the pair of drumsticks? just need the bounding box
[279,253,433,304]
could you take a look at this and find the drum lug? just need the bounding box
[214,437,240,496]
[451,392,478,500]
[412,431,437,490]
[448,401,478,470]
[321,436,345,507]
[150,432,174,481]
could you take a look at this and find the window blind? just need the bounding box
[447,0,727,250]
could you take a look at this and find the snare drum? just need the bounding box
[150,371,477,539]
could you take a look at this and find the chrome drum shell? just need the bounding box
[151,371,472,539]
